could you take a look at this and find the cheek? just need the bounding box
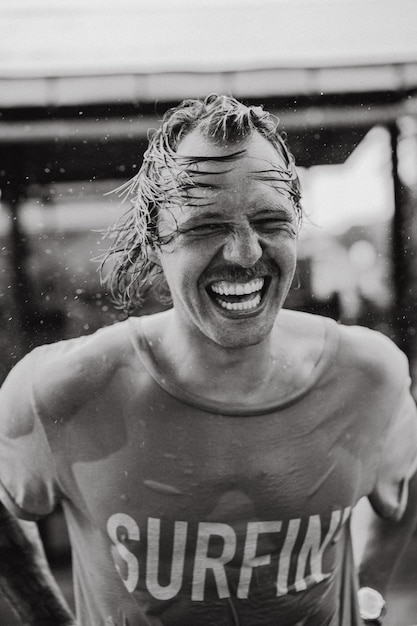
[159,250,199,293]
[162,236,220,275]
[287,242,298,267]
[267,236,297,265]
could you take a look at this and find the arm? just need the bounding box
[352,370,417,623]
[0,502,76,625]
[357,469,417,596]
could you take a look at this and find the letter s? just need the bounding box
[107,513,140,592]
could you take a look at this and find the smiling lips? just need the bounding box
[208,277,265,312]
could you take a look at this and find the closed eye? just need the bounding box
[179,223,227,236]
[253,219,296,234]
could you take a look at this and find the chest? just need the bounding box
[67,399,364,532]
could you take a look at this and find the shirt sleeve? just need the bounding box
[368,379,417,521]
[0,349,61,520]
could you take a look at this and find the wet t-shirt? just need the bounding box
[0,312,416,626]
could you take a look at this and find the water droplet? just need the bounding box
[143,480,182,496]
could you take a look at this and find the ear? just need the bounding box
[147,244,162,267]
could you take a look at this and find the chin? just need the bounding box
[206,323,274,350]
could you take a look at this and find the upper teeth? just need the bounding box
[210,278,264,296]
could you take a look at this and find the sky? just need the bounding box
[301,126,395,236]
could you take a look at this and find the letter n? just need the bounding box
[294,510,341,591]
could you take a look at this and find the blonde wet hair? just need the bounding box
[101,94,302,313]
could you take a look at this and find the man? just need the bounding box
[0,94,417,625]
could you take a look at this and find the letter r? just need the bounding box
[192,522,236,601]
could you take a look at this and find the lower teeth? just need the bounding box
[216,294,261,311]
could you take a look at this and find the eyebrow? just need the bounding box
[179,205,295,226]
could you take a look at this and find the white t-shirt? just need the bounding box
[0,312,416,625]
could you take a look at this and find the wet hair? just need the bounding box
[101,94,302,313]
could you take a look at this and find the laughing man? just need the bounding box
[1,95,417,625]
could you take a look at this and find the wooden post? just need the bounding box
[1,169,33,359]
[390,122,411,356]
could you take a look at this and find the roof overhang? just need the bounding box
[2,0,417,186]
[0,90,417,191]
[1,96,413,189]
[1,62,417,109]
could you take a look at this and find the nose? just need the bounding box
[222,225,263,268]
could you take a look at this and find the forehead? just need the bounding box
[171,128,295,215]
[176,128,286,172]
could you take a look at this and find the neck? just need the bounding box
[148,310,291,404]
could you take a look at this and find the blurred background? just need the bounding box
[1,0,417,623]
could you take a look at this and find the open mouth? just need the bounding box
[206,277,270,313]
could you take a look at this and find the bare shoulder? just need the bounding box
[275,310,409,384]
[336,321,409,383]
[277,308,327,336]
[135,308,174,338]
[38,319,134,371]
[26,321,136,419]
[275,308,328,361]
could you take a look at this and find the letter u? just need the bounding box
[146,517,188,600]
